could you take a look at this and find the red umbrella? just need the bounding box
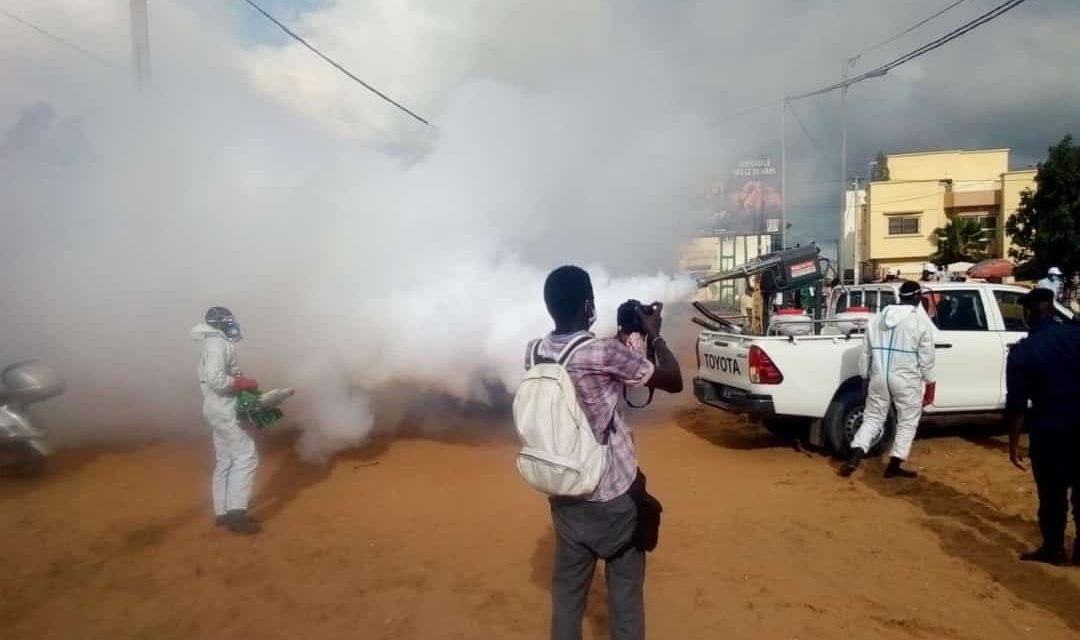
[967,259,1014,279]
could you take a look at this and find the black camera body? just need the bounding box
[617,299,656,334]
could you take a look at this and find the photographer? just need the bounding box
[530,266,682,640]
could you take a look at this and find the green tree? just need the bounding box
[871,151,890,181]
[930,218,989,264]
[1005,135,1080,274]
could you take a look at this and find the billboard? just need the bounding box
[698,157,783,237]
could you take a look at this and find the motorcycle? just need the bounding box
[0,361,65,477]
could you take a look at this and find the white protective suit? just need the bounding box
[191,323,257,516]
[1036,277,1063,300]
[851,303,936,460]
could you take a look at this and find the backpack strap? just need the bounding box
[527,339,542,369]
[556,335,595,365]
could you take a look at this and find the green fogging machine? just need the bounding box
[237,387,295,429]
[693,243,835,336]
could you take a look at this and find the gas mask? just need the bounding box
[218,317,242,342]
[205,306,243,342]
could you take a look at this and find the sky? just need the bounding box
[222,0,1077,244]
[1,0,1078,454]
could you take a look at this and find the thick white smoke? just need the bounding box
[0,2,701,460]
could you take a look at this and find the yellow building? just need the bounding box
[860,149,1036,280]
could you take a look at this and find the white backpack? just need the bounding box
[514,335,610,497]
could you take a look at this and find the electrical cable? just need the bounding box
[788,0,1030,101]
[786,101,840,171]
[240,0,431,126]
[0,8,116,68]
[850,0,970,64]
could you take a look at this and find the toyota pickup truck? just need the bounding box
[693,282,1073,453]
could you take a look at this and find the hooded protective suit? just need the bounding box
[191,323,257,516]
[852,303,936,460]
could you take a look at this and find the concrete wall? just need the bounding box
[999,169,1037,259]
[867,179,947,263]
[888,149,1009,182]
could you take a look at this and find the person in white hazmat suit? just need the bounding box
[1036,266,1064,301]
[840,281,937,479]
[191,306,261,535]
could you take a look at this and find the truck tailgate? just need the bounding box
[698,334,751,388]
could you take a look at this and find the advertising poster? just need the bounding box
[699,156,782,237]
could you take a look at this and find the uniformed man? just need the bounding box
[1006,287,1080,566]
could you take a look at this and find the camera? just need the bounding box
[617,299,657,335]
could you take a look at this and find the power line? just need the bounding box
[788,0,1031,101]
[785,101,840,171]
[240,0,431,126]
[850,0,971,64]
[0,8,116,68]
[721,100,776,121]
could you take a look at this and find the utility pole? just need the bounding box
[780,98,787,251]
[130,0,151,85]
[839,59,849,281]
[860,159,878,285]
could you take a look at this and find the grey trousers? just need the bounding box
[550,492,645,640]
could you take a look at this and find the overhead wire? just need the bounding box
[849,0,971,64]
[239,0,431,126]
[0,8,116,68]
[785,101,840,172]
[788,0,1031,101]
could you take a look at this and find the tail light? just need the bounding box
[749,346,784,384]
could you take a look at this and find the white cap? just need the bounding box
[1049,266,1063,276]
[889,267,902,276]
[922,263,938,273]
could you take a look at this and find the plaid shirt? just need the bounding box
[525,331,655,502]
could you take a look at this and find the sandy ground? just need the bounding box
[3,402,1080,640]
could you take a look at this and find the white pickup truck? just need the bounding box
[693,282,1073,453]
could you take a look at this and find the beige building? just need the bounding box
[860,148,1036,280]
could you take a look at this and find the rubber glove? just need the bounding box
[232,376,259,393]
[922,382,937,407]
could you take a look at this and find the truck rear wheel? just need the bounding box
[824,390,895,457]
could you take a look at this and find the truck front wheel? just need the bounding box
[824,390,895,457]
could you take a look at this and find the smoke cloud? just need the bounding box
[0,1,699,460]
[5,0,1077,459]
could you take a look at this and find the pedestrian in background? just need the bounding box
[1006,288,1080,566]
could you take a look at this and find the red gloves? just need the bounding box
[232,376,259,393]
[922,382,937,407]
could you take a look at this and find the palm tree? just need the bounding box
[930,218,990,264]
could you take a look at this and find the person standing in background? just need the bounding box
[1062,271,1080,313]
[1036,267,1065,301]
[1006,288,1080,566]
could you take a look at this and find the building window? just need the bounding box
[958,213,998,242]
[887,215,920,236]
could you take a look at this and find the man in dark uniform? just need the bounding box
[1006,287,1080,566]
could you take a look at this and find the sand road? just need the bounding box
[3,403,1080,639]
